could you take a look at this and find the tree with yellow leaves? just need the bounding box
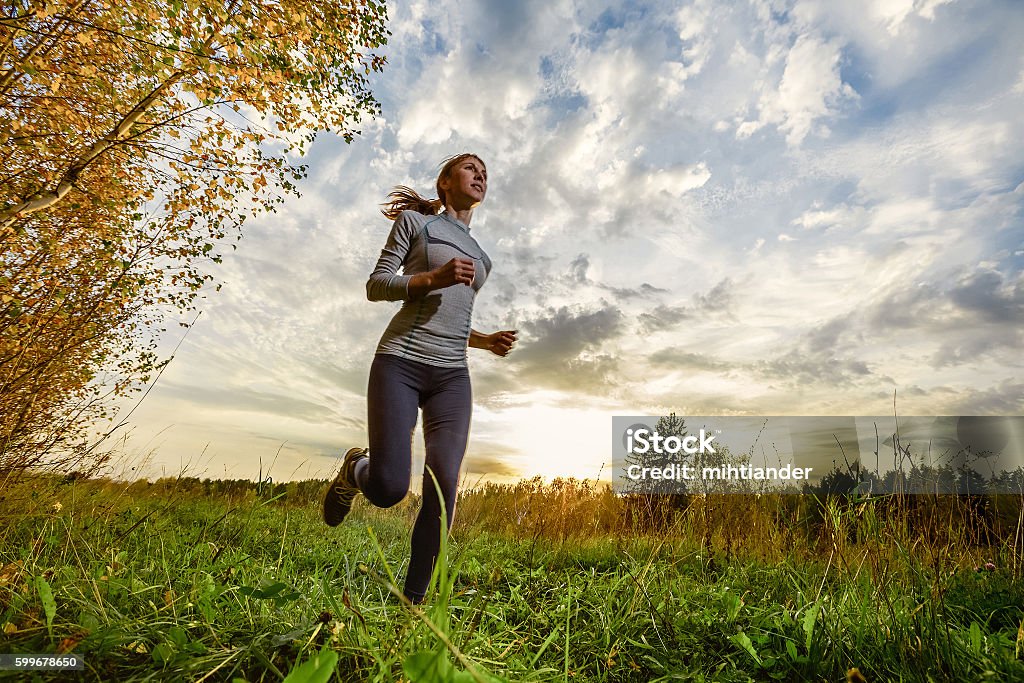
[0,0,389,475]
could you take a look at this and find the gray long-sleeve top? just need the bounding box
[366,210,492,367]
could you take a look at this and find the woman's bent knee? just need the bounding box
[364,484,408,509]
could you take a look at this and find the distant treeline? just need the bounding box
[62,473,332,506]
[807,461,1024,496]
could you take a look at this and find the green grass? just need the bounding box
[0,475,1022,682]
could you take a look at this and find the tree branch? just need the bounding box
[0,67,191,229]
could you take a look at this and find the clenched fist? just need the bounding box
[432,257,475,288]
[485,330,517,357]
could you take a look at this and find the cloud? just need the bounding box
[648,348,731,372]
[859,266,1024,368]
[569,253,589,282]
[945,380,1024,415]
[607,282,670,300]
[869,0,956,35]
[637,278,737,333]
[513,303,626,391]
[469,366,524,410]
[795,315,851,356]
[738,33,858,146]
[155,383,336,423]
[645,163,713,197]
[754,349,874,386]
[792,202,869,232]
[948,269,1024,324]
[694,277,736,312]
[462,437,524,478]
[931,269,1024,367]
[638,304,692,333]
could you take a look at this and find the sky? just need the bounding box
[102,0,1024,485]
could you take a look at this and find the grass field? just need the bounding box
[0,474,1022,682]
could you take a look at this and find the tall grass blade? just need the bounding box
[282,647,338,683]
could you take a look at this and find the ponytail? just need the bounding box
[380,185,443,220]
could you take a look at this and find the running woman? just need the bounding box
[322,153,517,604]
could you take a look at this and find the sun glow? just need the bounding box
[474,392,614,483]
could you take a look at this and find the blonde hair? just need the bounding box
[380,153,486,220]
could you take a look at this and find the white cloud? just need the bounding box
[744,33,858,146]
[792,202,864,231]
[870,0,956,35]
[644,163,712,197]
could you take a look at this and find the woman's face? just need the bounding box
[441,156,487,209]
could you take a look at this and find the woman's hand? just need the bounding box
[408,257,475,298]
[481,330,517,357]
[433,257,476,288]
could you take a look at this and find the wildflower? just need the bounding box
[53,502,63,512]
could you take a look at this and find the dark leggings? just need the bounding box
[358,353,472,601]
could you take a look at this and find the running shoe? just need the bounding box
[323,447,368,527]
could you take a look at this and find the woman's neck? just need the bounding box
[444,204,474,228]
